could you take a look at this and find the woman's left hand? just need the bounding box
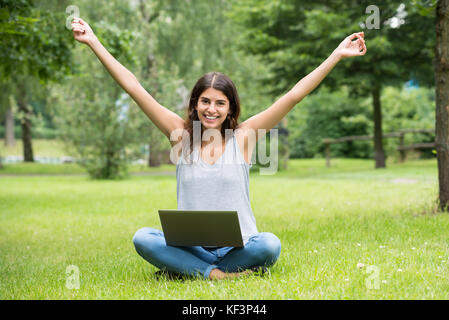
[334,32,367,59]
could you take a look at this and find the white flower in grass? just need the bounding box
[397,268,403,272]
[357,263,365,269]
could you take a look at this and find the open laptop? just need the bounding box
[158,209,244,247]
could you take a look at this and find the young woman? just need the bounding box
[71,18,366,280]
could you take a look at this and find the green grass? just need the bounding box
[1,158,448,299]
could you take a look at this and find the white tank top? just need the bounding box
[176,131,258,245]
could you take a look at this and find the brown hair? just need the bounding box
[183,72,241,156]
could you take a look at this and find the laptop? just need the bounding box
[158,209,244,247]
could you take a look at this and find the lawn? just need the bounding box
[1,158,448,299]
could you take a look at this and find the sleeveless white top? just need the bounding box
[176,132,258,245]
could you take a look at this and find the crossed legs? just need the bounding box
[132,227,281,279]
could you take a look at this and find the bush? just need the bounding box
[288,87,372,159]
[287,85,435,160]
[382,86,435,159]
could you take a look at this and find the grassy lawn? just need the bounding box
[1,158,448,299]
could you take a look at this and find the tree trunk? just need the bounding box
[17,83,34,162]
[4,104,16,147]
[145,53,165,168]
[399,132,406,163]
[435,0,449,211]
[149,144,162,167]
[372,86,386,168]
[139,2,169,168]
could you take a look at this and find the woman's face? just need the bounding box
[195,87,230,133]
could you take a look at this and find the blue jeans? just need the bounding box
[132,227,281,279]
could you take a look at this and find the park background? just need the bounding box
[1,0,448,299]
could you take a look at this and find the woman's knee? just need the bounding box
[132,227,163,252]
[261,232,281,260]
[249,232,281,265]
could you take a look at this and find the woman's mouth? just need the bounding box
[204,115,219,122]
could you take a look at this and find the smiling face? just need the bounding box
[184,72,241,153]
[195,87,230,132]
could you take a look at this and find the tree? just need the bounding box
[435,0,449,210]
[0,0,75,162]
[50,0,145,179]
[0,82,15,147]
[233,0,435,168]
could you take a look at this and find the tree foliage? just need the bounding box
[0,0,75,82]
[233,0,434,94]
[288,87,372,158]
[48,0,145,179]
[231,0,435,168]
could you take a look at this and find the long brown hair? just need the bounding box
[183,72,241,157]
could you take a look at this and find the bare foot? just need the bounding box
[209,268,253,280]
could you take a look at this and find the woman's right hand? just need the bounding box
[71,17,97,46]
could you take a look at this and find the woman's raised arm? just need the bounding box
[71,18,184,141]
[238,32,367,138]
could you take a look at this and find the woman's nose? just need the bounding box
[207,103,217,111]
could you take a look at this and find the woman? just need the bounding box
[71,18,366,280]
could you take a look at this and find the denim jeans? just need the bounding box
[132,227,281,279]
